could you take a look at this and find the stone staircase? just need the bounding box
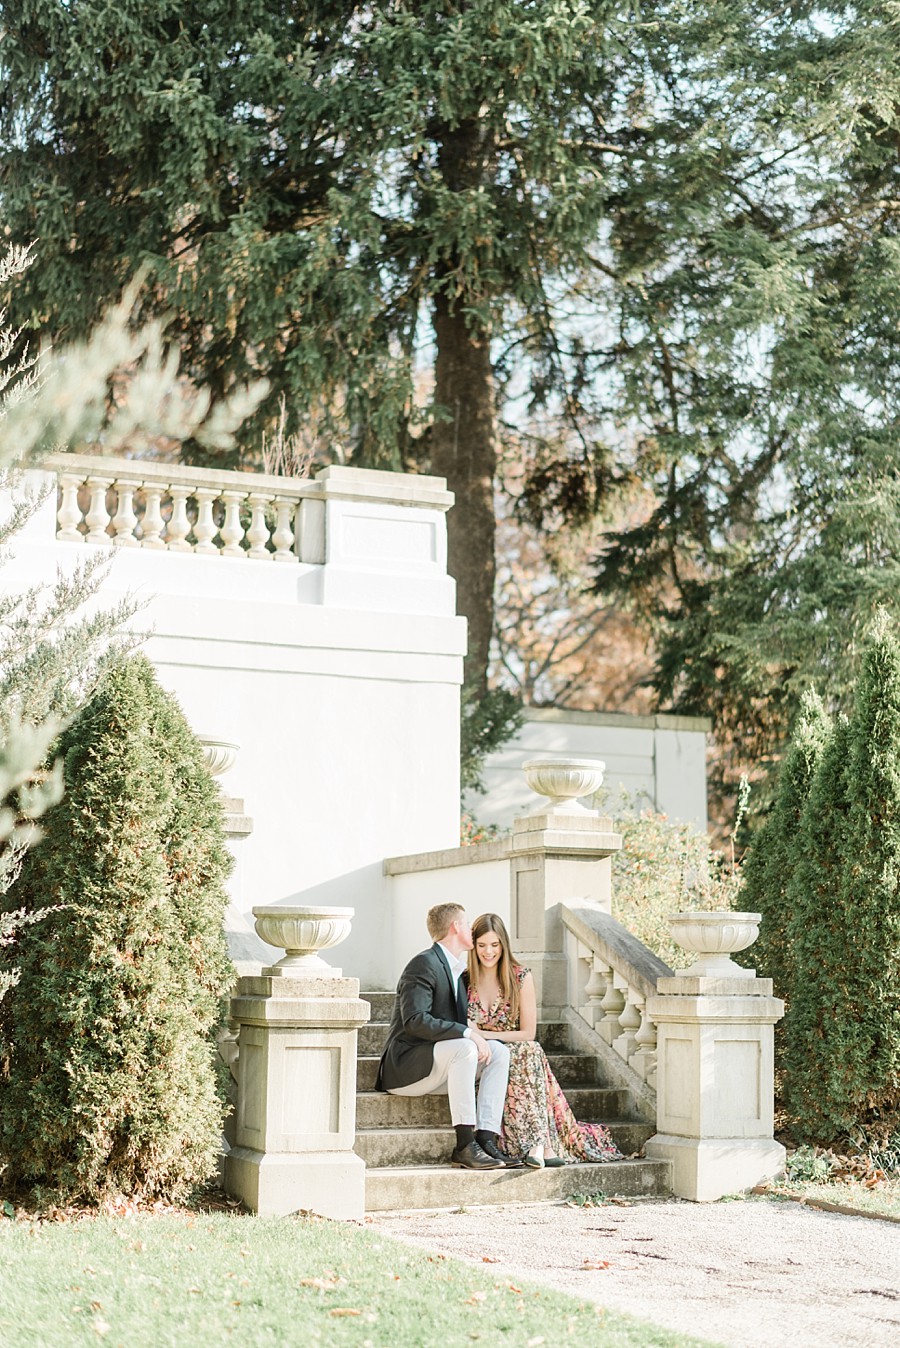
[358,992,672,1212]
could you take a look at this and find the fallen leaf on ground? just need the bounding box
[299,1276,345,1291]
[463,1291,487,1305]
[582,1259,611,1270]
[482,1255,499,1263]
[329,1308,362,1317]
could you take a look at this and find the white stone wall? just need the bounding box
[472,707,710,832]
[1,464,465,989]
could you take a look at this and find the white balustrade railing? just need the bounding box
[46,453,319,561]
[560,903,672,1095]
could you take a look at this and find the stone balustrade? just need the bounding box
[559,902,670,1120]
[47,452,318,561]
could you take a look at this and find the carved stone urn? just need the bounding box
[197,735,239,778]
[252,905,354,976]
[668,910,761,978]
[522,756,606,815]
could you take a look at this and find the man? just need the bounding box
[376,902,516,1170]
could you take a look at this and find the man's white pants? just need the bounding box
[387,1038,510,1132]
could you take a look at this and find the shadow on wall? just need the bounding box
[241,862,393,990]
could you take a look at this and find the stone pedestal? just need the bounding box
[644,973,785,1201]
[224,972,370,1218]
[509,811,622,1020]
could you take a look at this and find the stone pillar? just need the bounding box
[224,910,370,1219]
[644,968,785,1201]
[509,810,622,1021]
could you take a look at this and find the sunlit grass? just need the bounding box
[0,1209,723,1347]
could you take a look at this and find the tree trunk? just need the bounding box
[431,291,497,697]
[431,114,498,697]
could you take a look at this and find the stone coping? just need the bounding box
[561,902,672,999]
[647,994,785,1022]
[524,706,712,733]
[385,818,624,874]
[43,454,454,511]
[656,974,774,996]
[384,838,512,874]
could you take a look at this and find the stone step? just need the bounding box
[358,1019,572,1057]
[356,1050,605,1092]
[355,1085,630,1130]
[364,1157,671,1212]
[356,1122,653,1168]
[361,992,396,1021]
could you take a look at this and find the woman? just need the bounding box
[466,913,621,1168]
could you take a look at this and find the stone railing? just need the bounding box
[46,452,320,561]
[41,453,455,585]
[560,902,670,1120]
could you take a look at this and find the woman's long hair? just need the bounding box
[468,913,521,1025]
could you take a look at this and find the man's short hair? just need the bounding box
[427,902,465,941]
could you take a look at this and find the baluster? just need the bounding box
[220,490,245,557]
[246,492,273,560]
[598,978,626,1046]
[271,496,297,562]
[140,485,166,550]
[166,485,192,552]
[110,478,141,547]
[193,488,219,554]
[84,476,113,545]
[632,1003,658,1086]
[583,961,609,1031]
[614,985,643,1062]
[57,473,85,542]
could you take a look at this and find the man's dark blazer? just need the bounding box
[375,943,468,1091]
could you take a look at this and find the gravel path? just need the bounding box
[371,1196,900,1347]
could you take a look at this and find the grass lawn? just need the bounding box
[0,1208,720,1348]
[760,1176,900,1221]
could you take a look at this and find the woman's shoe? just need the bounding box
[523,1146,544,1169]
[543,1157,566,1167]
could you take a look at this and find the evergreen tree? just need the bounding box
[740,690,832,1007]
[827,618,900,1132]
[579,2,900,786]
[782,713,853,1139]
[0,657,234,1202]
[785,618,900,1139]
[0,1,664,694]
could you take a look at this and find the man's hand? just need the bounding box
[468,1029,492,1064]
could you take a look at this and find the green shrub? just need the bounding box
[611,802,742,969]
[785,615,900,1141]
[739,690,831,1070]
[781,714,854,1138]
[0,656,234,1203]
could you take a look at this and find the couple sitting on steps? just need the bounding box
[375,902,622,1171]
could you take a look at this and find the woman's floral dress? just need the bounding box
[468,966,621,1162]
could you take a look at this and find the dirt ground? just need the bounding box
[370,1195,900,1348]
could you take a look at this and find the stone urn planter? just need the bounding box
[197,735,239,778]
[252,905,354,976]
[668,910,761,978]
[522,756,606,815]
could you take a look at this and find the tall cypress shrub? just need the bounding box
[741,690,832,1014]
[832,619,900,1129]
[0,656,234,1201]
[782,713,852,1139]
[785,614,900,1139]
